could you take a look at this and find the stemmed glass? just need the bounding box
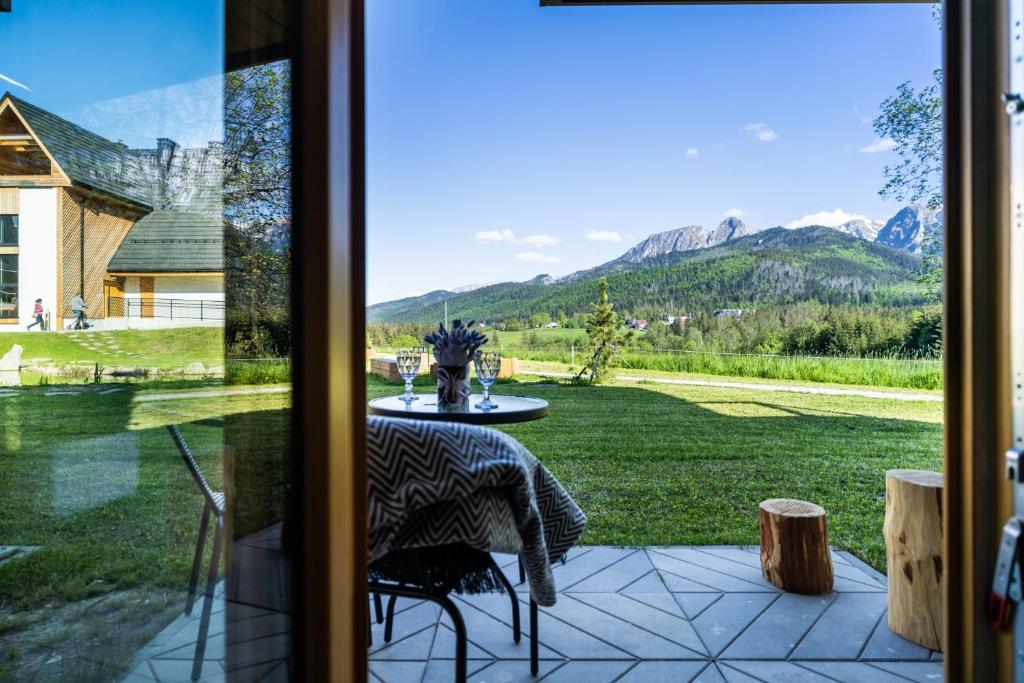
[395,349,420,403]
[474,351,501,410]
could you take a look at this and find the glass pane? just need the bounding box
[0,215,16,245]
[0,2,295,681]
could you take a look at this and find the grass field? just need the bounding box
[0,370,941,678]
[367,372,942,567]
[472,328,944,390]
[0,384,288,680]
[0,328,224,369]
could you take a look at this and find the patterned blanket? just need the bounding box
[367,416,586,606]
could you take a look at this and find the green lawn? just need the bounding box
[0,384,288,680]
[369,372,943,569]
[0,369,941,678]
[0,327,224,369]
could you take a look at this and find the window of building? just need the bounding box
[0,253,17,319]
[0,215,17,246]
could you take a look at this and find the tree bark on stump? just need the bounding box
[884,469,943,652]
[759,499,834,595]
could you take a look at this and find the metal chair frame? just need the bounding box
[168,424,226,682]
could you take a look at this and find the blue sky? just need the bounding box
[366,1,940,303]
[1,1,941,306]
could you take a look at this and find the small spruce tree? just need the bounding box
[577,277,632,383]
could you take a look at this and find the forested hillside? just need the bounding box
[368,227,928,324]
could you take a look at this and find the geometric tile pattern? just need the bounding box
[369,546,944,683]
[125,545,943,682]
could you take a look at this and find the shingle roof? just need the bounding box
[107,207,224,273]
[5,94,225,273]
[8,94,151,207]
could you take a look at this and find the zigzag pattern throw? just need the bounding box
[367,416,586,606]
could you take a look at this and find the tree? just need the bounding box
[577,278,632,383]
[528,312,551,328]
[557,309,567,327]
[873,27,942,297]
[503,317,522,331]
[224,61,292,357]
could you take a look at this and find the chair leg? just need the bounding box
[383,593,399,642]
[437,594,468,683]
[373,591,384,624]
[518,554,526,584]
[185,505,211,616]
[192,516,223,681]
[529,599,538,676]
[493,566,521,643]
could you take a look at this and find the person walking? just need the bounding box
[71,294,88,330]
[26,299,45,331]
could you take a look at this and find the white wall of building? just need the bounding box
[17,188,58,327]
[154,275,223,300]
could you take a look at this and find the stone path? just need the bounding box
[520,370,942,403]
[123,544,941,682]
[368,546,943,682]
[132,387,291,403]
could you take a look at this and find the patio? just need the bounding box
[125,544,941,682]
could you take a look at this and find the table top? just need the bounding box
[368,394,548,425]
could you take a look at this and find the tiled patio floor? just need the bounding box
[369,546,942,683]
[125,545,943,682]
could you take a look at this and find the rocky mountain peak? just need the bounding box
[875,205,942,254]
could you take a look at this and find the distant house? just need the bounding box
[714,308,746,319]
[625,318,648,331]
[0,93,223,330]
[543,321,559,329]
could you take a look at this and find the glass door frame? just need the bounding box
[284,0,1013,679]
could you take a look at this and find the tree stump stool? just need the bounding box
[759,499,834,595]
[883,469,943,652]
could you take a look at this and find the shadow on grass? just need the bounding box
[0,383,292,681]
[368,372,942,572]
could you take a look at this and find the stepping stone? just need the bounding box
[799,662,909,682]
[721,661,834,681]
[690,593,777,656]
[868,661,945,681]
[673,592,722,620]
[617,661,709,682]
[369,660,427,683]
[568,550,655,592]
[370,626,436,661]
[620,591,684,617]
[551,547,637,590]
[721,592,835,659]
[621,570,668,594]
[570,592,706,655]
[541,660,634,683]
[649,550,776,592]
[429,623,494,661]
[860,611,934,660]
[791,592,886,660]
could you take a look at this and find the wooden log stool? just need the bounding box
[759,498,834,595]
[883,469,944,652]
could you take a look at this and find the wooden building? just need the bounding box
[0,92,224,329]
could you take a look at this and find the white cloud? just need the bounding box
[586,230,622,243]
[515,252,561,264]
[858,137,897,154]
[474,229,559,247]
[722,208,745,219]
[685,147,700,158]
[743,122,778,142]
[786,208,876,229]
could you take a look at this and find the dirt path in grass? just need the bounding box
[133,386,291,402]
[519,370,943,402]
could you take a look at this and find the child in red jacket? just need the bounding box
[27,299,45,331]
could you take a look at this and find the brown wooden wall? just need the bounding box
[57,187,143,320]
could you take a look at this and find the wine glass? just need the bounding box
[395,349,420,403]
[474,351,501,410]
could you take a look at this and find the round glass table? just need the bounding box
[368,393,548,425]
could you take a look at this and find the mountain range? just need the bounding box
[367,205,939,323]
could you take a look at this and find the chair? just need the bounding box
[168,424,225,681]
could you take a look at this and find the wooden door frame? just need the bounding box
[288,0,1011,678]
[292,0,367,680]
